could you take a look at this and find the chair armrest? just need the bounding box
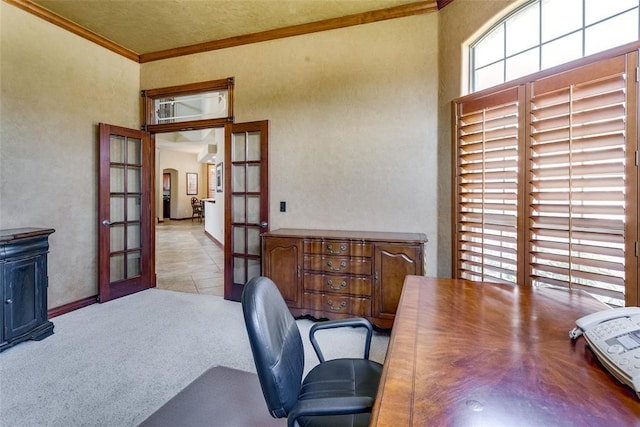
[309,317,373,362]
[287,396,374,427]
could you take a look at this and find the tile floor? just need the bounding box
[155,219,224,296]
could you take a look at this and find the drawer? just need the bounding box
[304,240,371,257]
[303,293,371,317]
[304,255,372,275]
[303,273,372,296]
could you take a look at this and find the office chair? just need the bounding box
[241,276,382,427]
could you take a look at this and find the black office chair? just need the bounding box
[241,276,382,427]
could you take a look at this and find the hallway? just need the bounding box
[155,220,224,296]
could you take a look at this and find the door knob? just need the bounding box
[102,220,112,226]
[259,221,268,229]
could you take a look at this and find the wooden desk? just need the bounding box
[370,276,640,426]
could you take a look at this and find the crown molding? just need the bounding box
[5,0,438,64]
[4,0,140,62]
[139,1,438,63]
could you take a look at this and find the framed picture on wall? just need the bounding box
[186,172,198,195]
[216,163,223,192]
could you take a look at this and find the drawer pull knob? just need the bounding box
[327,300,347,311]
[5,299,12,304]
[327,260,347,271]
[327,279,347,290]
[327,244,347,254]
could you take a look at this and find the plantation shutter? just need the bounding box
[454,87,523,284]
[527,55,635,306]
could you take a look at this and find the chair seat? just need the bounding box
[297,358,383,427]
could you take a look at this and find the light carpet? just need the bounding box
[0,289,389,426]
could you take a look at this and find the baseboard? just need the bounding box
[204,231,224,248]
[48,295,98,318]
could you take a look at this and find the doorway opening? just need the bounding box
[154,128,224,296]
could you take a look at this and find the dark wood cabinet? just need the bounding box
[262,229,427,328]
[0,228,55,352]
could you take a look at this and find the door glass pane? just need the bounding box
[233,165,246,192]
[127,138,141,164]
[248,227,260,255]
[247,195,260,223]
[127,196,140,221]
[474,24,504,68]
[110,225,124,252]
[234,227,246,253]
[233,196,246,222]
[541,33,582,69]
[247,164,260,192]
[247,259,261,283]
[585,10,639,56]
[127,224,140,249]
[541,0,582,42]
[247,131,261,161]
[232,133,246,161]
[110,196,124,222]
[506,2,539,55]
[127,167,141,193]
[110,135,125,163]
[127,251,141,278]
[110,254,125,282]
[110,166,125,192]
[233,257,246,284]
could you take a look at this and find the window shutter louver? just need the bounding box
[455,87,521,284]
[527,56,630,306]
[454,50,638,307]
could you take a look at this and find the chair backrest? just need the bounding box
[190,197,199,208]
[241,276,304,418]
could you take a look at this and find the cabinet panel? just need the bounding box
[4,256,42,340]
[261,237,301,307]
[303,273,372,296]
[374,244,423,321]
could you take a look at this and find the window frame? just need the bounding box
[141,77,234,133]
[453,41,640,307]
[470,0,640,93]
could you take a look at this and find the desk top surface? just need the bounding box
[370,276,640,426]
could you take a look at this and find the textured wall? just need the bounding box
[141,14,440,275]
[0,4,140,307]
[437,0,519,276]
[1,1,525,308]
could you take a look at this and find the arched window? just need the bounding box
[470,0,640,92]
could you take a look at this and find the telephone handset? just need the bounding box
[570,307,640,398]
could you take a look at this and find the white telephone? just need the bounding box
[570,307,640,398]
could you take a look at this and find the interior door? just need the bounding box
[98,123,155,302]
[224,121,269,301]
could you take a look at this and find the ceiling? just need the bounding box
[28,0,433,56]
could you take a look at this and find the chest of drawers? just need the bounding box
[262,229,427,328]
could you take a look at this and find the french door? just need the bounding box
[224,121,269,301]
[98,123,155,302]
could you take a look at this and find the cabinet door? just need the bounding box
[3,256,44,340]
[374,244,423,321]
[262,237,302,307]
